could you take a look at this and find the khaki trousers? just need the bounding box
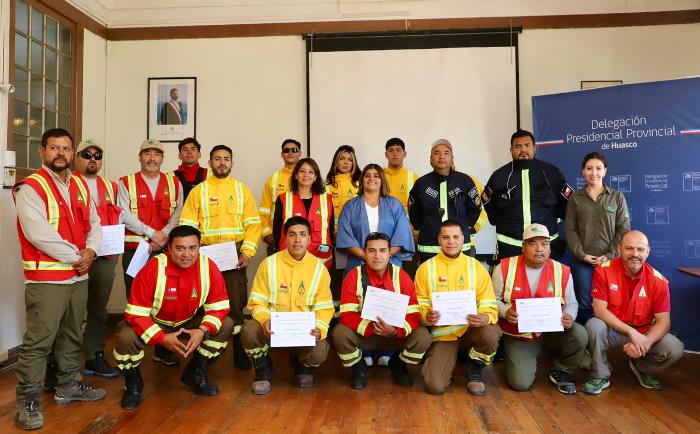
[222,268,247,335]
[16,281,88,398]
[83,256,118,359]
[240,319,329,367]
[332,323,432,367]
[421,324,501,395]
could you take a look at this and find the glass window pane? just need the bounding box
[30,73,43,106]
[58,84,69,113]
[31,40,43,72]
[15,34,28,67]
[46,17,58,48]
[29,139,42,169]
[12,102,29,136]
[58,114,70,130]
[45,80,57,109]
[30,107,43,138]
[45,110,57,130]
[16,0,29,34]
[58,54,71,84]
[14,68,29,102]
[14,135,29,168]
[31,8,43,41]
[46,48,57,80]
[59,23,71,55]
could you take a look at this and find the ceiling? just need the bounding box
[66,0,700,28]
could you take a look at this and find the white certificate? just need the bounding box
[270,312,316,347]
[516,297,564,333]
[360,286,409,328]
[96,224,125,257]
[125,240,151,278]
[199,241,238,271]
[432,290,477,326]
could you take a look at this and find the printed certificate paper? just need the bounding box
[199,241,238,271]
[360,286,409,328]
[432,290,477,326]
[270,312,316,347]
[125,240,151,278]
[97,224,125,257]
[516,297,564,333]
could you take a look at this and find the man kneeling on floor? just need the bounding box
[417,220,501,395]
[113,225,233,409]
[493,223,588,394]
[583,230,684,395]
[334,232,432,389]
[242,216,334,394]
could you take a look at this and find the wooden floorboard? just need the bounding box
[1,336,699,434]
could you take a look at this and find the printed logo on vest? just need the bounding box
[77,193,85,203]
[298,281,306,295]
[459,275,465,287]
[638,286,647,298]
[163,190,169,196]
[104,192,111,203]
[228,195,234,205]
[400,184,405,193]
[190,287,198,298]
[547,282,554,294]
[346,189,354,198]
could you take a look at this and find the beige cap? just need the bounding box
[431,139,453,151]
[139,139,164,153]
[76,139,103,153]
[523,223,550,240]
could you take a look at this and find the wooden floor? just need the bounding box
[1,339,699,434]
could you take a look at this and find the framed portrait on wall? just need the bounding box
[147,77,197,142]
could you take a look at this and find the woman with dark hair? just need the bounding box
[565,152,630,325]
[337,164,415,271]
[325,145,361,225]
[272,158,334,267]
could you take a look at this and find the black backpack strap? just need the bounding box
[359,265,370,297]
[195,167,205,183]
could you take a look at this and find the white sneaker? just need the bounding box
[377,356,390,367]
[363,356,374,367]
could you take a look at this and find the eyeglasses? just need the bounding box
[78,150,103,160]
[282,147,300,154]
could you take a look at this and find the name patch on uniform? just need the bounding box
[425,187,438,198]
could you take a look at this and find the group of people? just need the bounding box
[12,128,684,430]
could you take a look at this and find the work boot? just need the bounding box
[153,346,180,367]
[15,393,43,430]
[351,358,369,390]
[233,334,252,370]
[252,355,273,395]
[388,353,413,387]
[84,351,120,378]
[290,354,314,389]
[120,367,144,410]
[54,380,106,404]
[43,361,58,393]
[466,359,486,396]
[181,352,219,396]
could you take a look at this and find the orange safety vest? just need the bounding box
[498,255,569,341]
[14,168,91,282]
[277,191,333,267]
[121,172,179,250]
[595,259,665,334]
[75,173,121,226]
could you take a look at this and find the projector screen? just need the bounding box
[307,32,520,255]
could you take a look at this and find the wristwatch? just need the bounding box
[198,325,211,341]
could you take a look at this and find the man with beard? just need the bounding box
[13,129,105,430]
[73,139,122,378]
[483,130,572,260]
[180,145,262,370]
[583,230,684,394]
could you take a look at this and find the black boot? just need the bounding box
[388,353,413,387]
[351,358,369,390]
[466,359,486,396]
[120,367,143,410]
[181,352,219,396]
[233,334,252,370]
[252,355,273,395]
[290,354,314,389]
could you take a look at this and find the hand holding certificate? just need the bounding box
[199,241,239,271]
[432,290,477,326]
[97,224,125,257]
[516,297,564,333]
[270,312,316,347]
[360,286,409,328]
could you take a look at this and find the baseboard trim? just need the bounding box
[0,346,20,373]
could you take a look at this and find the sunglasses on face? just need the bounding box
[282,147,300,154]
[78,150,103,160]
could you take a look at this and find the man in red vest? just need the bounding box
[493,223,587,394]
[13,129,106,430]
[583,230,684,394]
[73,139,122,378]
[118,139,184,366]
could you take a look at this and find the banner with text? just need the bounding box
[533,77,700,351]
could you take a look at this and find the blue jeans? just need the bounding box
[571,259,594,325]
